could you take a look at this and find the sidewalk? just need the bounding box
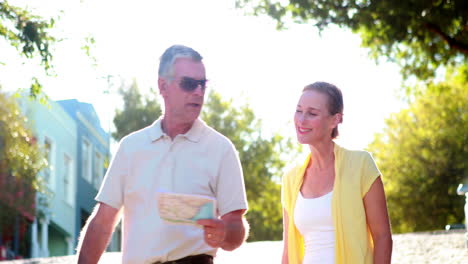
[0,242,282,264]
[216,241,282,263]
[1,230,467,263]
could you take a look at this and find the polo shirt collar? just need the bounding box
[182,118,205,142]
[148,118,165,142]
[148,118,205,143]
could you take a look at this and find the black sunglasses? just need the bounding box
[179,77,207,92]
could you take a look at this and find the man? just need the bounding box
[77,45,249,264]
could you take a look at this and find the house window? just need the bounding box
[82,139,92,183]
[93,152,103,189]
[63,154,73,205]
[43,137,55,189]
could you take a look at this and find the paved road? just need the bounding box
[95,241,283,263]
[2,231,467,263]
[217,241,282,263]
[0,242,283,264]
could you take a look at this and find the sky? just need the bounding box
[2,0,406,153]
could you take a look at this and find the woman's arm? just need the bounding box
[363,176,393,264]
[282,208,289,264]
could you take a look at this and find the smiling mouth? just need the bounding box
[297,127,312,134]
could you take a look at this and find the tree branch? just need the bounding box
[425,22,468,54]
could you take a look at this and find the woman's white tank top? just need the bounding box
[294,191,335,264]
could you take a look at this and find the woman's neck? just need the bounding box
[308,141,335,170]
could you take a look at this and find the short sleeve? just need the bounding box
[214,144,248,216]
[95,139,128,210]
[360,152,382,197]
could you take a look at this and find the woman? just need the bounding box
[282,82,392,264]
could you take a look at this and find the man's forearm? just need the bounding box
[221,217,249,251]
[77,218,115,264]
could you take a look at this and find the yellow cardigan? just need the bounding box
[282,143,381,264]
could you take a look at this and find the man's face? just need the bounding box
[160,58,206,124]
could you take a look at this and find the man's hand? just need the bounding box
[196,209,248,251]
[197,218,226,248]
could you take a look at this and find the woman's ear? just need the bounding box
[334,113,343,126]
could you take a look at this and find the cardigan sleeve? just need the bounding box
[360,151,382,197]
[281,167,295,211]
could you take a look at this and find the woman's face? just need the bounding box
[294,90,337,145]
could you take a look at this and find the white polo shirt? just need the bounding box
[96,118,248,264]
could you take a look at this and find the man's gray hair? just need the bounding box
[158,45,203,79]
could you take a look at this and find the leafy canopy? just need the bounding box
[0,1,55,70]
[236,0,468,81]
[1,1,94,98]
[1,1,56,99]
[367,66,468,233]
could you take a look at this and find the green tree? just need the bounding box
[1,1,56,97]
[0,2,54,249]
[0,88,47,233]
[0,1,55,70]
[1,1,95,99]
[112,79,162,141]
[236,0,468,81]
[202,91,294,241]
[113,87,295,241]
[367,66,468,233]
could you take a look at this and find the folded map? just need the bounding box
[157,191,217,226]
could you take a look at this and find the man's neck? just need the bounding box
[161,117,194,140]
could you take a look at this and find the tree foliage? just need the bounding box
[236,0,468,81]
[113,87,295,241]
[201,91,294,241]
[1,1,56,99]
[0,88,47,229]
[0,1,54,240]
[0,1,55,70]
[112,80,162,142]
[367,66,468,233]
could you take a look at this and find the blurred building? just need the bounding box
[3,95,119,261]
[58,99,120,252]
[18,96,78,258]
